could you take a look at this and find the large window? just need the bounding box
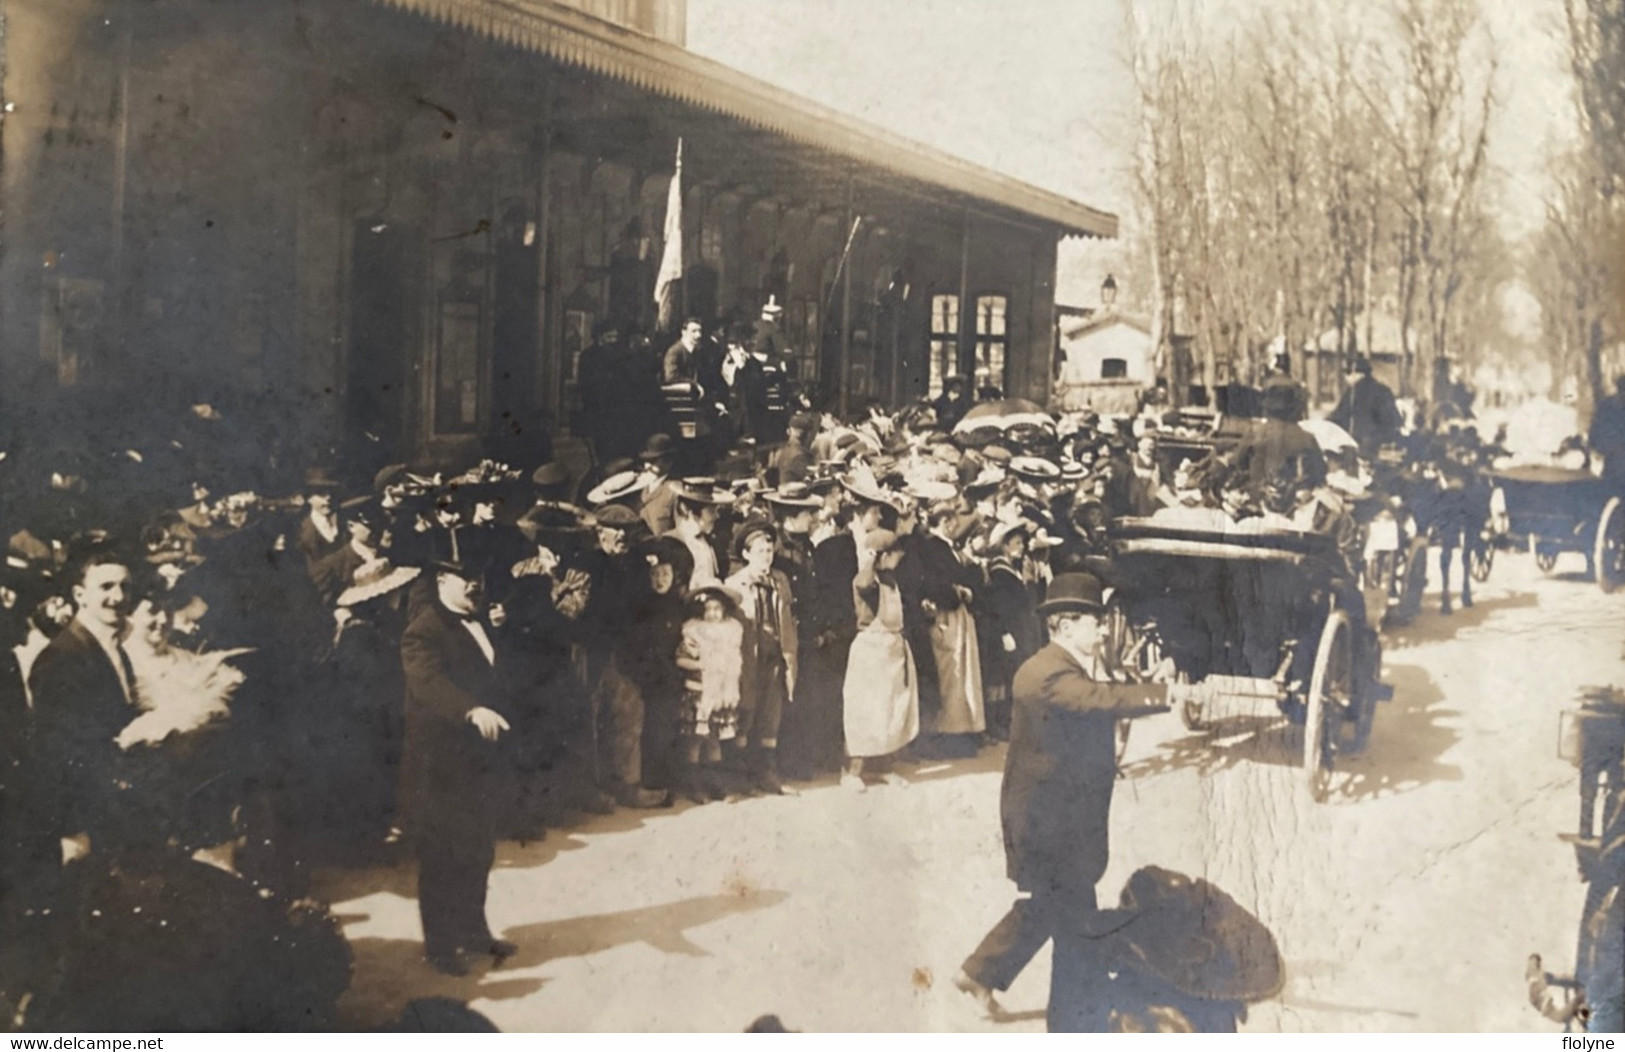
[929,293,960,398]
[973,294,1008,395]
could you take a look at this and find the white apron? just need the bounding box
[843,581,920,759]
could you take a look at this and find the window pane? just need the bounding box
[974,337,1007,395]
[977,295,1007,336]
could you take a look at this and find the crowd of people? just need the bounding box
[0,316,1511,1027]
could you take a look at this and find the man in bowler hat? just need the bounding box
[956,572,1198,1030]
[400,556,518,975]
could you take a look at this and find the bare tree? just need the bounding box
[1122,0,1506,409]
[1546,0,1625,410]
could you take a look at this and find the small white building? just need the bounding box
[1057,312,1155,384]
[1053,311,1154,414]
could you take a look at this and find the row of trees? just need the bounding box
[1125,0,1507,406]
[1529,0,1624,413]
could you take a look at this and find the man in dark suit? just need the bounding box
[1330,356,1403,455]
[400,558,519,976]
[295,473,345,578]
[955,573,1197,1031]
[28,544,140,860]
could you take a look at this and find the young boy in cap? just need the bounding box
[723,521,799,795]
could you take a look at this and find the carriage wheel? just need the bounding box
[1593,498,1625,594]
[1304,610,1352,803]
[1469,543,1494,584]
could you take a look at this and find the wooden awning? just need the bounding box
[366,0,1118,239]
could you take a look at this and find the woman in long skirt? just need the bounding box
[842,529,919,789]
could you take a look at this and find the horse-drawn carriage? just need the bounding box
[1489,465,1625,592]
[1102,514,1390,802]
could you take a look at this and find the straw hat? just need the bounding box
[1009,456,1062,482]
[838,471,896,509]
[672,477,735,505]
[762,482,822,510]
[987,518,1035,550]
[336,559,422,607]
[586,469,650,506]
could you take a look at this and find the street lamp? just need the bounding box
[1101,273,1118,311]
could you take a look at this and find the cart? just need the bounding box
[1102,515,1390,802]
[1489,465,1625,592]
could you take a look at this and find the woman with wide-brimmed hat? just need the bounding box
[313,555,422,844]
[840,528,920,790]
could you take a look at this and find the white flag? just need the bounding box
[654,138,683,329]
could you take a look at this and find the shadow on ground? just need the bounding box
[1326,661,1460,803]
[1381,589,1540,649]
[335,888,788,1029]
[1117,662,1459,805]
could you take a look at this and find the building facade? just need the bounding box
[0,0,1115,473]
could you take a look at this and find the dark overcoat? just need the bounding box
[979,560,1043,688]
[399,600,513,842]
[1002,643,1167,896]
[27,621,141,847]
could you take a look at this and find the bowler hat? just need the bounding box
[1037,572,1107,615]
[530,461,570,488]
[639,433,678,463]
[304,466,343,492]
[516,501,595,544]
[593,503,644,532]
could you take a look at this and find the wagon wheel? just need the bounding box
[1304,609,1353,803]
[1469,542,1494,584]
[1593,497,1625,593]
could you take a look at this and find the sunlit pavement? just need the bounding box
[314,547,1619,1032]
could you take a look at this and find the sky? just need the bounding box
[686,0,1579,309]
